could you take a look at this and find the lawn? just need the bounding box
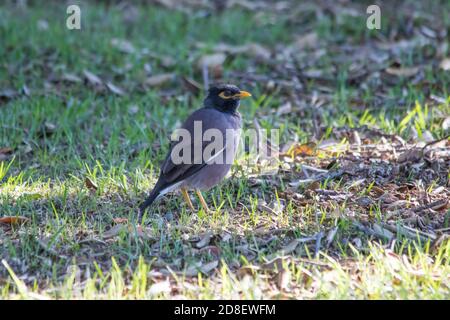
[0,0,449,299]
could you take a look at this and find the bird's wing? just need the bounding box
[160,108,236,185]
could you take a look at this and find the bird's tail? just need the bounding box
[138,188,160,221]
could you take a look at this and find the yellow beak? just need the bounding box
[235,90,252,99]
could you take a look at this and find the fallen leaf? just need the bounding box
[281,239,299,254]
[276,269,291,291]
[106,82,125,96]
[0,89,19,102]
[61,73,82,83]
[243,43,271,60]
[397,148,422,163]
[148,280,171,296]
[83,70,103,86]
[285,142,316,157]
[198,245,221,257]
[113,217,128,224]
[0,147,13,155]
[200,260,219,274]
[196,53,226,70]
[144,73,175,87]
[290,32,318,50]
[110,38,135,54]
[103,224,126,239]
[181,76,202,95]
[386,66,419,77]
[196,232,213,248]
[0,216,30,225]
[442,117,450,131]
[85,177,98,191]
[439,58,450,71]
[199,42,270,60]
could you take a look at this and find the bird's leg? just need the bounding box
[181,188,195,211]
[195,189,210,212]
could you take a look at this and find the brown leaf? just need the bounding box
[0,147,13,155]
[113,217,128,224]
[276,269,291,291]
[0,216,30,226]
[103,224,126,239]
[286,142,316,157]
[397,148,422,163]
[85,177,98,191]
[198,245,221,257]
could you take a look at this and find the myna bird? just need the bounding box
[139,84,252,218]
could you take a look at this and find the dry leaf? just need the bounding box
[196,232,213,248]
[196,53,226,70]
[0,216,30,225]
[200,42,270,60]
[439,58,450,71]
[200,260,219,274]
[106,82,125,96]
[397,148,422,163]
[110,38,135,54]
[0,89,19,102]
[144,73,175,87]
[103,224,127,239]
[83,70,103,86]
[281,239,299,254]
[0,147,13,155]
[291,32,318,50]
[276,269,291,291]
[148,280,171,296]
[85,177,98,191]
[181,76,202,94]
[286,142,316,157]
[244,43,271,60]
[386,66,419,77]
[61,73,82,83]
[113,217,128,224]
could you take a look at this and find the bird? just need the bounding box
[139,84,252,219]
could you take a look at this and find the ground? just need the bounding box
[0,0,449,299]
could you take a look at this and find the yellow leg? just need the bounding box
[181,188,195,211]
[196,189,210,212]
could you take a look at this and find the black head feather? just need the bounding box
[204,84,243,114]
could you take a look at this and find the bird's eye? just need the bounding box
[219,90,232,99]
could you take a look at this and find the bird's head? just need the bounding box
[204,84,252,113]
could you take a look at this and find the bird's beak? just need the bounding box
[235,90,252,99]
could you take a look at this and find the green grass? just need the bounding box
[0,1,449,299]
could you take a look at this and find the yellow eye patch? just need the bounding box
[219,91,233,99]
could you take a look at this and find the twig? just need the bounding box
[412,199,448,213]
[422,134,449,151]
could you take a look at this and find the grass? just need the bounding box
[0,1,449,299]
